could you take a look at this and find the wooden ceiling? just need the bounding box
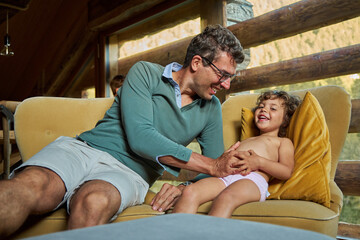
[0,0,187,100]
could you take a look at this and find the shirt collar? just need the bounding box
[163,62,183,87]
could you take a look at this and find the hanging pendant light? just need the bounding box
[0,9,14,56]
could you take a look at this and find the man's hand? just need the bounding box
[150,183,185,212]
[210,141,245,177]
[237,149,260,175]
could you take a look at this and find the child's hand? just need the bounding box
[237,149,260,175]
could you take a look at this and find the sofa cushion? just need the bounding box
[240,92,331,208]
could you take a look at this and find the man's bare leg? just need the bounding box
[68,180,121,229]
[0,166,66,237]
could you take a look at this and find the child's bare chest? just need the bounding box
[238,136,281,161]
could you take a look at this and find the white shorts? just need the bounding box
[11,136,149,221]
[220,172,269,202]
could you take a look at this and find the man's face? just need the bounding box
[193,52,237,100]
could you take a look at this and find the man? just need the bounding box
[0,24,245,237]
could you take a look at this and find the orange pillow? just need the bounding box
[240,92,331,208]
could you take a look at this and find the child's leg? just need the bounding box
[172,177,226,214]
[209,179,260,218]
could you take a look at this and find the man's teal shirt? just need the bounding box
[79,61,224,186]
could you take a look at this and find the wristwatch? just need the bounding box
[179,181,193,186]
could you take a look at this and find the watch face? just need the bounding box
[180,181,192,186]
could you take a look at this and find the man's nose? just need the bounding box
[220,79,231,90]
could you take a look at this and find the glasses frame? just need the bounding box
[200,56,237,82]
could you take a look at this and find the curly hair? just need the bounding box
[183,24,244,68]
[254,90,301,137]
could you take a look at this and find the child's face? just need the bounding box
[254,97,285,135]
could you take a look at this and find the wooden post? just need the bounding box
[200,0,226,30]
[349,99,360,133]
[229,44,360,93]
[200,0,228,103]
[335,160,360,196]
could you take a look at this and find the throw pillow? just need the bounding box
[240,92,331,208]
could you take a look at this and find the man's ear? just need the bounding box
[190,55,202,72]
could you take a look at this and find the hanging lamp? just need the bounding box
[0,9,14,56]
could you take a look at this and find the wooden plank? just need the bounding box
[338,222,360,239]
[45,31,97,96]
[335,160,360,196]
[229,44,360,93]
[118,36,193,76]
[349,99,360,133]
[114,0,199,43]
[88,0,184,32]
[228,0,360,49]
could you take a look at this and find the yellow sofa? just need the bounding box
[9,86,350,238]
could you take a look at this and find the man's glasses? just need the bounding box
[200,56,237,82]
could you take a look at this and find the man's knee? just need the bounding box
[16,167,62,189]
[83,191,112,211]
[11,166,66,206]
[70,181,121,216]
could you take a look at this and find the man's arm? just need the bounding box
[158,142,243,178]
[151,141,243,211]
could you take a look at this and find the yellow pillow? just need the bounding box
[240,92,331,208]
[240,107,259,141]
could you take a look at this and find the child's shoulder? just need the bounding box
[279,137,294,146]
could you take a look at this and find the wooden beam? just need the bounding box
[103,0,191,37]
[88,0,185,32]
[335,160,360,196]
[228,0,360,49]
[45,31,97,96]
[338,222,360,240]
[118,36,193,75]
[229,44,360,93]
[350,99,360,133]
[114,0,199,43]
[60,53,94,98]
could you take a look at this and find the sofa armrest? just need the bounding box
[329,180,343,214]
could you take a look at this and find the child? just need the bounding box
[110,74,125,96]
[172,90,301,218]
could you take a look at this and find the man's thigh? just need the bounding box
[66,150,149,221]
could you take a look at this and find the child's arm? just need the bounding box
[237,138,294,180]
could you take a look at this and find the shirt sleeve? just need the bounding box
[120,62,192,168]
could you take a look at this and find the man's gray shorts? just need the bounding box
[11,136,149,221]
